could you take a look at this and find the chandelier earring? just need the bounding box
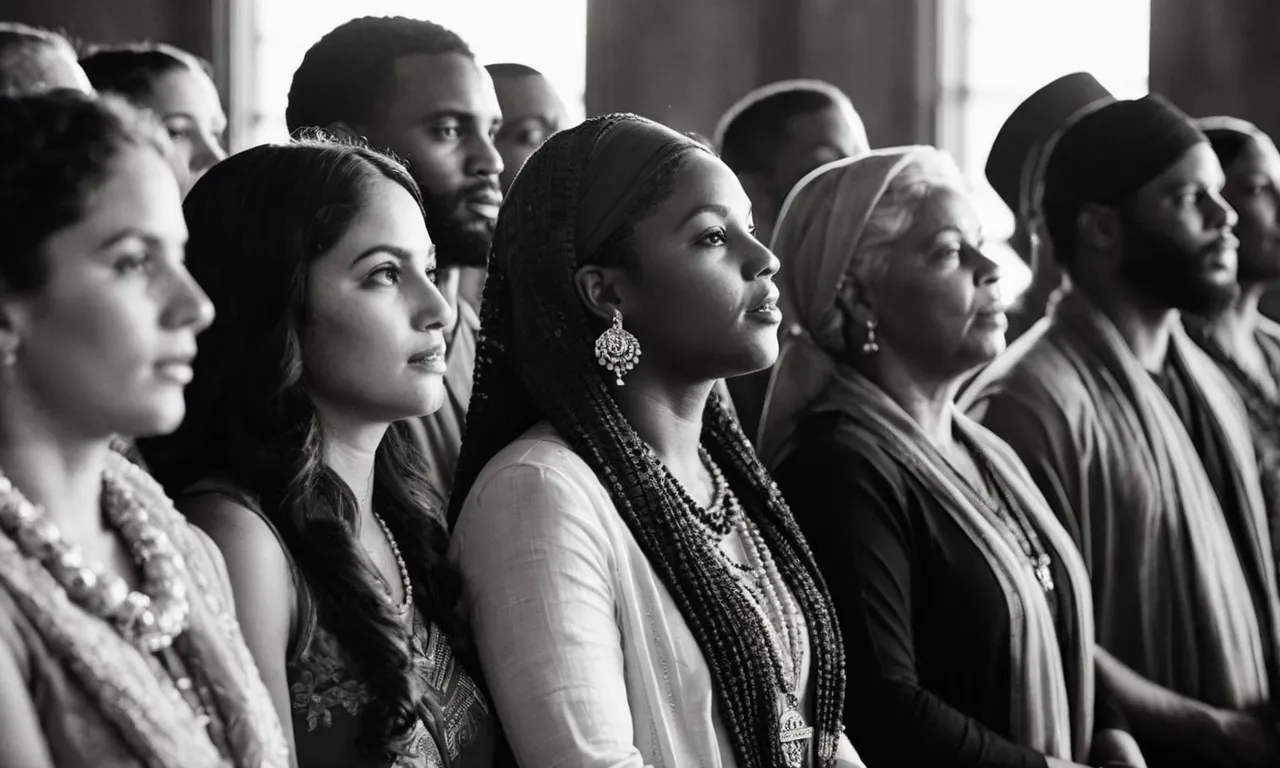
[862,318,880,355]
[595,309,641,386]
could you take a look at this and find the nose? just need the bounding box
[161,258,216,333]
[745,235,780,281]
[970,244,1002,286]
[1207,189,1238,231]
[412,271,456,332]
[190,129,227,178]
[467,131,504,181]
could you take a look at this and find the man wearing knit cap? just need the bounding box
[983,72,1114,341]
[963,94,1280,767]
[715,79,871,440]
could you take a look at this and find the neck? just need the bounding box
[437,267,462,337]
[611,371,713,477]
[856,351,959,445]
[0,411,111,535]
[1205,282,1267,353]
[317,411,387,522]
[1076,271,1177,372]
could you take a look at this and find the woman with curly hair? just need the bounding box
[0,90,287,768]
[448,113,863,767]
[141,137,497,767]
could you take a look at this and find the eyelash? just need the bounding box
[368,264,438,285]
[114,252,152,274]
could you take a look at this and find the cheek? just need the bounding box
[302,296,402,391]
[393,136,461,195]
[879,276,972,340]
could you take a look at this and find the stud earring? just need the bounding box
[862,318,879,355]
[595,310,641,386]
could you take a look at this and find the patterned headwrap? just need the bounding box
[448,113,847,767]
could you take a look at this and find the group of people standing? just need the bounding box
[0,12,1276,768]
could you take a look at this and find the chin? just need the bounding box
[122,401,187,439]
[406,384,448,419]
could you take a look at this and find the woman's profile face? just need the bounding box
[868,185,1006,378]
[300,175,455,428]
[2,145,215,439]
[144,65,227,196]
[611,151,782,384]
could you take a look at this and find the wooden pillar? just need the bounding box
[585,0,937,145]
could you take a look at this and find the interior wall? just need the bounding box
[0,0,215,61]
[585,0,937,147]
[1149,0,1280,140]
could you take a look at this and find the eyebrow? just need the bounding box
[350,244,416,267]
[96,229,165,251]
[680,203,733,227]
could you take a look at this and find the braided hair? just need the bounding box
[447,114,846,767]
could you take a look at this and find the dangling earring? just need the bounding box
[595,310,641,386]
[862,318,879,355]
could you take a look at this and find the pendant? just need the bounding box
[1033,554,1055,593]
[779,703,814,768]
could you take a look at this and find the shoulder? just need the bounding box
[775,413,909,497]
[451,425,619,568]
[177,485,297,604]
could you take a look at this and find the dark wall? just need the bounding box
[585,0,937,146]
[1149,0,1280,139]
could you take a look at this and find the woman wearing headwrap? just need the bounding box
[759,148,1143,767]
[1186,117,1280,591]
[447,113,863,768]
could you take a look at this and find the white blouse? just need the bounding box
[449,423,865,768]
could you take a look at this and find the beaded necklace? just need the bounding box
[370,510,414,616]
[688,447,813,768]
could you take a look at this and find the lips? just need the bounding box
[748,283,781,314]
[462,188,503,221]
[154,353,196,384]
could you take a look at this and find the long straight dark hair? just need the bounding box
[140,138,467,759]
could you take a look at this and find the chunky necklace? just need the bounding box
[371,510,413,615]
[694,445,732,536]
[0,462,191,652]
[697,450,813,768]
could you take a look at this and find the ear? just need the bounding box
[573,264,628,323]
[1077,202,1122,252]
[834,279,877,354]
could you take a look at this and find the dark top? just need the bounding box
[775,411,1118,768]
[1152,356,1280,695]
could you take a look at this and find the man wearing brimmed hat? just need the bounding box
[963,90,1280,766]
[984,72,1114,341]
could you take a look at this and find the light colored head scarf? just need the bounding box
[757,146,964,468]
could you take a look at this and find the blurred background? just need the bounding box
[5,0,1274,298]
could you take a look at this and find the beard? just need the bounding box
[1118,215,1239,316]
[417,180,500,270]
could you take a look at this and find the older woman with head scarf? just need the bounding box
[447,113,864,768]
[758,148,1143,767]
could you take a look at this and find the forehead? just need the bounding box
[492,73,564,120]
[320,175,431,260]
[67,146,185,243]
[385,53,501,122]
[904,186,981,240]
[1137,142,1222,196]
[782,104,861,155]
[639,151,751,229]
[28,45,92,93]
[1231,136,1280,179]
[146,66,223,117]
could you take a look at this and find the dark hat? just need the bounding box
[1041,93,1206,259]
[985,72,1115,218]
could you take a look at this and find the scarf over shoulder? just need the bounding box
[0,450,290,767]
[962,290,1279,708]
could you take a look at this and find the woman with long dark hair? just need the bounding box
[0,91,287,768]
[448,113,863,767]
[141,138,496,767]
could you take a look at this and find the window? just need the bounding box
[231,0,587,151]
[935,0,1151,297]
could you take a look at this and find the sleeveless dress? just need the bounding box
[186,484,497,768]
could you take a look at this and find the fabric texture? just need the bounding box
[0,450,290,767]
[962,290,1278,708]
